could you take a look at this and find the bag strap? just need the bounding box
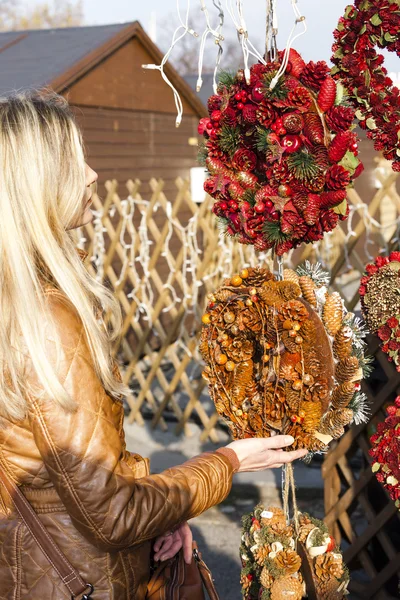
[0,463,93,599]
[193,543,220,600]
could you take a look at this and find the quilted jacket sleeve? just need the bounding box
[27,292,234,552]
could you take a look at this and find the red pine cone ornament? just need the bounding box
[199,50,363,255]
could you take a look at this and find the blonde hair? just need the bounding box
[0,90,131,421]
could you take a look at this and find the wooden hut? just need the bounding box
[0,22,206,195]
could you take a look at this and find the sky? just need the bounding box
[79,0,398,75]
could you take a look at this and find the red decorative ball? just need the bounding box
[200,50,363,255]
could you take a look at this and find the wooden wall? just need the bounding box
[73,106,200,196]
[64,36,204,195]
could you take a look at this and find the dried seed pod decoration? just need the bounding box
[299,275,318,307]
[323,292,344,336]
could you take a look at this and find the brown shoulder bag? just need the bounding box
[146,541,220,600]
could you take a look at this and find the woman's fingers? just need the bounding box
[280,449,308,463]
[153,534,175,561]
[260,435,295,450]
[160,538,183,561]
[180,522,193,564]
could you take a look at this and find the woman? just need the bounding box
[0,91,307,599]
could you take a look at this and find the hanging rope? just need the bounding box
[142,0,198,127]
[269,0,307,90]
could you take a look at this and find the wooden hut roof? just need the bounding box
[0,21,206,115]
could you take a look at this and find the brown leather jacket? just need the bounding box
[0,250,236,599]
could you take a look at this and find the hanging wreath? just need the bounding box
[200,263,371,453]
[370,396,400,510]
[240,506,350,599]
[198,50,363,256]
[359,251,400,370]
[331,0,400,171]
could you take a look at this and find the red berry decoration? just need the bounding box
[199,50,363,255]
[332,0,400,171]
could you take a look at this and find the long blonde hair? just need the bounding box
[0,90,131,421]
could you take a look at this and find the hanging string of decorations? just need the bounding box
[331,0,400,171]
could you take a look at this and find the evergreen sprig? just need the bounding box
[263,220,290,244]
[296,261,330,286]
[287,150,323,183]
[261,71,288,100]
[349,391,371,425]
[217,69,236,90]
[197,142,208,166]
[255,126,272,153]
[219,125,241,157]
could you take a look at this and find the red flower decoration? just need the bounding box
[331,0,400,170]
[370,398,400,510]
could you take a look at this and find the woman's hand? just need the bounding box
[153,521,193,564]
[226,435,307,472]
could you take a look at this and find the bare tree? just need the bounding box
[0,0,84,31]
[158,9,259,75]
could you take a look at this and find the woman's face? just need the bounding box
[68,163,98,230]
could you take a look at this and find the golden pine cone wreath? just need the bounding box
[200,262,370,453]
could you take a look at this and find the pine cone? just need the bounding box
[333,326,353,360]
[284,269,300,285]
[304,194,320,225]
[254,544,271,565]
[304,351,321,377]
[331,381,356,410]
[320,408,353,435]
[282,112,304,133]
[320,189,347,209]
[302,401,322,433]
[279,300,309,324]
[315,553,344,581]
[326,165,351,191]
[260,567,273,589]
[292,191,309,212]
[274,550,302,575]
[305,173,326,192]
[326,105,355,133]
[320,209,339,232]
[256,103,277,127]
[260,506,286,527]
[298,522,315,542]
[328,131,356,162]
[270,576,303,600]
[299,276,317,307]
[286,87,312,111]
[222,106,238,126]
[243,104,257,123]
[323,292,344,336]
[317,76,336,112]
[303,112,325,144]
[323,576,347,600]
[207,94,222,113]
[300,61,330,91]
[245,267,274,288]
[285,383,301,411]
[335,356,360,384]
[281,332,300,353]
